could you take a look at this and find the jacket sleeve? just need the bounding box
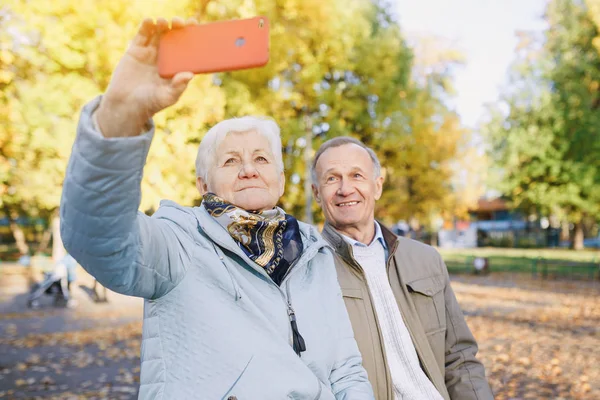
[440,256,495,399]
[60,96,191,300]
[327,253,375,400]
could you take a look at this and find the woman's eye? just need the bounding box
[256,156,268,163]
[224,158,237,165]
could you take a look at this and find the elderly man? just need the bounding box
[311,137,494,400]
[61,18,374,399]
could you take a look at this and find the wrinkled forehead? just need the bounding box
[216,129,273,155]
[317,143,375,174]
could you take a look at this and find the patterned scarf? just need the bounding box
[202,193,303,285]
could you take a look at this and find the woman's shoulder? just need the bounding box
[296,220,328,247]
[151,200,205,243]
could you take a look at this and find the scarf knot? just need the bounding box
[203,193,303,285]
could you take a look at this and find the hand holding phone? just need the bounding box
[97,17,197,138]
[158,16,270,78]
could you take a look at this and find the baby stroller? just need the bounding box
[27,254,77,309]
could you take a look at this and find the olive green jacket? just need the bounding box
[323,223,494,400]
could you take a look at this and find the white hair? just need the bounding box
[195,116,284,183]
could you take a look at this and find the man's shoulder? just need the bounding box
[393,236,445,277]
[395,236,439,257]
[378,221,439,259]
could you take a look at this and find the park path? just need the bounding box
[0,266,143,399]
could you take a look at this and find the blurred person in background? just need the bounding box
[27,253,77,309]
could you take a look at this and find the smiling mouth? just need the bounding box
[337,201,359,207]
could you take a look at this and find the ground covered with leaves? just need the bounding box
[0,271,598,399]
[0,270,144,400]
[454,275,600,400]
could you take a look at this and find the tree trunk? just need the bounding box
[9,219,29,255]
[303,113,313,225]
[560,221,570,243]
[571,221,584,250]
[3,206,30,255]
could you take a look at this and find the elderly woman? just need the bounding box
[60,17,373,400]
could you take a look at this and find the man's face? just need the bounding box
[196,130,285,211]
[312,143,383,237]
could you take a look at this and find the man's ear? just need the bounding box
[374,175,384,201]
[196,177,209,196]
[312,184,321,204]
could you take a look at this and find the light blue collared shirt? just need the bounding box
[339,222,389,261]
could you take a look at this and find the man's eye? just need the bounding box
[326,176,337,182]
[353,173,363,179]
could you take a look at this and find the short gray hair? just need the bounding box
[195,116,284,183]
[311,136,381,184]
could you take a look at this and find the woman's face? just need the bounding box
[197,130,285,211]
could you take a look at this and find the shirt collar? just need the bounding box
[339,222,388,250]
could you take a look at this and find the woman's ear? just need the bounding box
[196,177,209,195]
[278,171,286,197]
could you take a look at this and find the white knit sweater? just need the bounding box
[341,224,443,400]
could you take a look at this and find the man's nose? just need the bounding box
[336,178,355,196]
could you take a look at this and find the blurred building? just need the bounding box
[438,197,553,248]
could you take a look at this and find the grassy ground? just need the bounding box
[438,247,600,262]
[438,247,600,280]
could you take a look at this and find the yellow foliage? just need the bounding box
[1,0,472,231]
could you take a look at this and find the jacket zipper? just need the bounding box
[200,214,318,357]
[238,252,307,357]
[287,300,306,356]
[284,279,307,356]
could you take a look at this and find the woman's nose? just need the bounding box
[238,161,259,178]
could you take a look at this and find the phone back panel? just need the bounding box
[158,16,270,78]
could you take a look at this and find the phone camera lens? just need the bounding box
[235,37,246,47]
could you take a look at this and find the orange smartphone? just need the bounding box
[157,16,270,78]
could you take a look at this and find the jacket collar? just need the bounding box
[322,221,400,267]
[338,221,387,250]
[380,222,400,257]
[321,223,354,266]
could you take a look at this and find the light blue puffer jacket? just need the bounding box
[60,98,374,400]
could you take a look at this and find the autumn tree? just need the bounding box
[0,0,226,250]
[1,0,473,247]
[485,0,600,249]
